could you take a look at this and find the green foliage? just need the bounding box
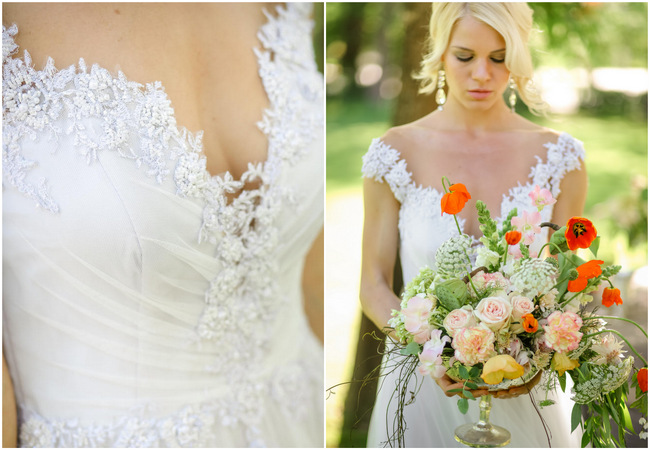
[435,279,467,311]
[400,341,420,356]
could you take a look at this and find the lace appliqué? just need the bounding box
[361,138,412,203]
[4,4,323,448]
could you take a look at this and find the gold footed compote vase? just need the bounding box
[454,395,510,448]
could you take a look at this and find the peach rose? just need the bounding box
[474,296,512,331]
[443,305,477,338]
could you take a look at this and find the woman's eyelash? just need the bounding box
[455,55,505,63]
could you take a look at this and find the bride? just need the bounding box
[360,3,585,447]
[3,3,323,447]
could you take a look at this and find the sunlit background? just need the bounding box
[325,2,648,447]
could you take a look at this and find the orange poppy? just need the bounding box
[565,217,597,251]
[505,230,522,246]
[567,259,604,292]
[440,183,471,215]
[522,313,538,333]
[601,287,623,307]
[638,368,648,393]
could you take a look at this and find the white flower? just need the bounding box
[538,288,558,310]
[510,258,558,298]
[476,247,500,269]
[591,333,626,365]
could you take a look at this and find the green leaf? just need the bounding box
[559,372,567,392]
[447,388,464,393]
[457,397,469,414]
[458,365,470,380]
[463,389,475,400]
[621,403,633,431]
[589,236,600,257]
[549,226,570,255]
[571,403,582,432]
[469,366,481,378]
[464,381,478,390]
[581,430,592,448]
[400,341,420,356]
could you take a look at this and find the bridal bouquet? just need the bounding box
[388,178,648,447]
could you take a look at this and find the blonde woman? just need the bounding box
[361,3,585,447]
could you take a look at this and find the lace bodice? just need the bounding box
[3,4,323,448]
[361,133,585,281]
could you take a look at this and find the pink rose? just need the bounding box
[472,271,510,292]
[402,294,434,344]
[452,324,496,365]
[474,296,512,331]
[443,305,477,338]
[510,295,535,334]
[418,330,451,379]
[543,311,583,353]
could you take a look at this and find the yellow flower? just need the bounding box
[551,352,580,376]
[481,355,525,385]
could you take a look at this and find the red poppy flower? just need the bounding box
[522,314,538,333]
[565,217,597,251]
[441,183,471,215]
[601,287,623,307]
[638,368,648,393]
[567,259,604,292]
[505,230,522,246]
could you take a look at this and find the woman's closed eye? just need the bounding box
[455,54,505,63]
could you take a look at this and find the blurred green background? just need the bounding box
[325,2,648,448]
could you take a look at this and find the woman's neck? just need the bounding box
[436,98,514,135]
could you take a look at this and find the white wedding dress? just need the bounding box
[361,134,585,447]
[2,4,323,448]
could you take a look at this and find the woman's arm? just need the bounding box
[302,226,324,344]
[3,353,17,448]
[359,177,402,333]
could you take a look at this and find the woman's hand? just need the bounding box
[491,369,542,399]
[435,374,490,399]
[434,369,542,400]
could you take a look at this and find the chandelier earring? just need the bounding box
[435,69,447,110]
[508,77,517,112]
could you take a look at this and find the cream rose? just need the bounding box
[474,296,512,331]
[510,295,535,334]
[443,305,477,338]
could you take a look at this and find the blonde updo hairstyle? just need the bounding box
[415,2,547,115]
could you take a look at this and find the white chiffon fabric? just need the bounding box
[361,134,585,448]
[2,4,323,448]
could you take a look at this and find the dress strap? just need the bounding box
[531,133,586,197]
[361,138,413,203]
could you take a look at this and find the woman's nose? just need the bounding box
[472,59,491,82]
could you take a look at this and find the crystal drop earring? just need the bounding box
[508,77,517,112]
[435,69,447,111]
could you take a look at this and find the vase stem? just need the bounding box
[475,395,492,431]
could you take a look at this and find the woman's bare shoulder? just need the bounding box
[378,116,444,160]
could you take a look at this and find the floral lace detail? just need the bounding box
[18,356,321,448]
[361,134,585,241]
[4,4,323,447]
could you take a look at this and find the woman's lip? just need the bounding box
[468,90,492,99]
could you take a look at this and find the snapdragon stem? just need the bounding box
[583,329,647,367]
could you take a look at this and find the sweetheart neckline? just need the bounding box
[374,132,571,227]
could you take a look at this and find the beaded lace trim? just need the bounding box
[361,133,585,238]
[3,3,323,447]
